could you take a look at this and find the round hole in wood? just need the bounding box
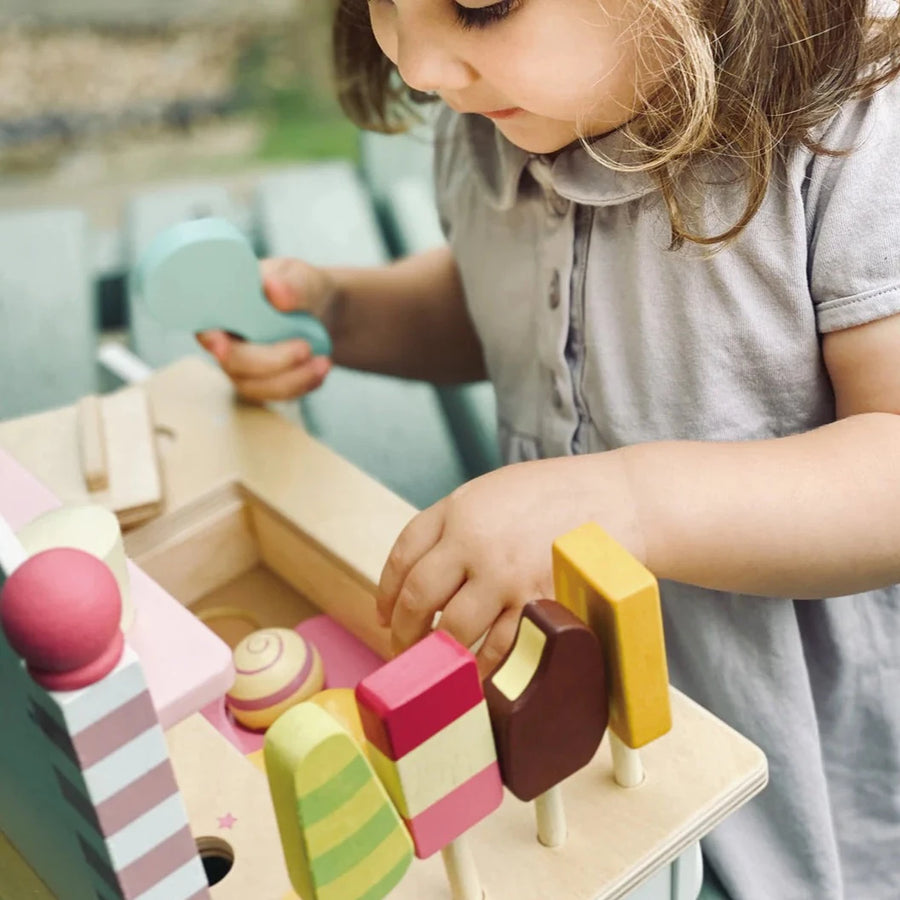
[196,835,235,886]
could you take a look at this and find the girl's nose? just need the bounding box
[395,29,477,94]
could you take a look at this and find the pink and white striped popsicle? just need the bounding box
[355,630,503,898]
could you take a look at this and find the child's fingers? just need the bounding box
[376,502,446,625]
[434,580,497,652]
[388,544,466,654]
[391,544,466,653]
[196,329,229,359]
[219,337,313,379]
[260,258,307,308]
[262,272,305,312]
[197,326,331,401]
[260,258,334,317]
[473,606,522,679]
[233,356,331,403]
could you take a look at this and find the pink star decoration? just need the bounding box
[217,812,238,830]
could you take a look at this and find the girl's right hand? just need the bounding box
[196,257,335,402]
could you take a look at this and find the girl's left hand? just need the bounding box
[375,453,644,677]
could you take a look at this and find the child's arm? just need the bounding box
[199,245,486,402]
[376,312,900,675]
[633,311,900,597]
[321,245,486,383]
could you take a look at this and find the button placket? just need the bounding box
[548,270,561,310]
[551,378,565,411]
[547,193,570,218]
[528,155,569,218]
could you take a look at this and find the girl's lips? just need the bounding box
[481,108,522,120]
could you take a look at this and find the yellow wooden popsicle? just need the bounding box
[552,522,672,781]
[264,702,413,900]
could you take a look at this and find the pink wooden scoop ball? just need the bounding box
[0,547,124,691]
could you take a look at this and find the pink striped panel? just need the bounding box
[94,760,181,835]
[71,691,158,767]
[118,825,202,898]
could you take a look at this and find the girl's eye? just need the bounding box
[454,0,520,30]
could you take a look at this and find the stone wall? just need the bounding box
[0,28,241,123]
[0,1,336,172]
[0,0,297,27]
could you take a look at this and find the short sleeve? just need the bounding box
[807,77,900,333]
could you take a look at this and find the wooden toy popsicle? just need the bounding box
[130,217,332,356]
[355,630,503,900]
[552,522,672,788]
[264,701,414,900]
[484,599,609,847]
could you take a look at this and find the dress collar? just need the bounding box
[453,109,658,210]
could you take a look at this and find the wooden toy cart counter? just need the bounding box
[0,359,767,900]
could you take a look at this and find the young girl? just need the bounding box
[197,1,900,897]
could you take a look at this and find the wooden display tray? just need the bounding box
[0,359,767,900]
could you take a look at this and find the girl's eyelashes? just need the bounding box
[367,0,522,31]
[454,0,521,30]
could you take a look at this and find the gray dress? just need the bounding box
[432,78,900,900]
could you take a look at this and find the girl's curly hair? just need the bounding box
[333,0,900,246]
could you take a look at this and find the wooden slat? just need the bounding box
[358,124,438,212]
[256,163,469,510]
[0,208,98,420]
[99,385,163,526]
[75,394,108,491]
[359,132,503,478]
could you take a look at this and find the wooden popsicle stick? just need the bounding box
[609,732,644,788]
[441,836,484,900]
[76,394,109,492]
[534,787,567,848]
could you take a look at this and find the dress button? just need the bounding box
[548,271,561,310]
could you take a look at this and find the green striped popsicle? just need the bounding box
[265,701,414,900]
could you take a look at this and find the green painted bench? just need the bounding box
[0,208,100,419]
[0,133,502,512]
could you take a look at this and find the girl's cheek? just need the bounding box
[369,5,399,62]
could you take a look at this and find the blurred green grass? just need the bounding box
[233,20,360,164]
[255,87,359,162]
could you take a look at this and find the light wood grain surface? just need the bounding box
[0,359,767,900]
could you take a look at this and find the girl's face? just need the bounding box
[368,0,662,154]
